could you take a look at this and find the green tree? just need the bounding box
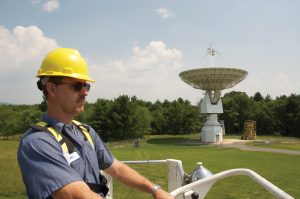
[284,94,300,137]
[129,105,152,137]
[88,95,153,140]
[252,101,276,135]
[16,107,42,134]
[253,92,264,102]
[149,100,165,134]
[162,98,200,134]
[39,96,47,112]
[0,106,15,139]
[268,98,286,135]
[221,91,254,134]
[86,98,112,141]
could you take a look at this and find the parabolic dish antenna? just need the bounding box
[179,45,248,143]
[179,67,247,91]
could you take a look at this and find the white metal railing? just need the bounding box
[170,168,294,199]
[123,160,168,164]
[103,159,294,199]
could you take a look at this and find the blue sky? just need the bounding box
[1,0,300,105]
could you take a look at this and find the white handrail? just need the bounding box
[170,168,294,199]
[123,160,168,164]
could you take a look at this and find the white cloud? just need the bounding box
[43,0,60,13]
[0,26,59,104]
[0,26,59,73]
[88,41,202,103]
[155,7,175,19]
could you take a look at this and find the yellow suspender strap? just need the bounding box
[72,120,95,149]
[36,121,69,154]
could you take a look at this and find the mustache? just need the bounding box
[78,96,86,103]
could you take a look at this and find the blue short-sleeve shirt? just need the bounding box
[17,115,114,199]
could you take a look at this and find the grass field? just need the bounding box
[0,134,299,199]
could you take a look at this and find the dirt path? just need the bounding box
[220,139,300,156]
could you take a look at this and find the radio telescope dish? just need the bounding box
[179,67,248,91]
[179,44,248,143]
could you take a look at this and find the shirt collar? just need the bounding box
[41,114,65,133]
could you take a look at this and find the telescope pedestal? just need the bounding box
[200,93,223,143]
[201,114,223,143]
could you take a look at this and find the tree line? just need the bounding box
[0,92,299,140]
[221,91,300,137]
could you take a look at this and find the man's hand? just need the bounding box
[153,188,175,199]
[104,159,174,199]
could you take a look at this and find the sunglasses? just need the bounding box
[55,82,91,92]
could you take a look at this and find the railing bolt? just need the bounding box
[191,192,199,199]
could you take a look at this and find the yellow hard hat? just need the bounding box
[36,48,95,82]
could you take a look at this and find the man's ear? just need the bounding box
[46,82,57,97]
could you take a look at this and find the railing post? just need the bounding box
[166,159,185,199]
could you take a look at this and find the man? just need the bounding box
[17,48,174,199]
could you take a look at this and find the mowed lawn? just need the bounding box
[1,135,299,199]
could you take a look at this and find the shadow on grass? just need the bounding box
[146,137,211,146]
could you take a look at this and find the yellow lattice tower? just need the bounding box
[241,120,256,140]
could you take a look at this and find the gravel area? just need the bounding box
[220,139,300,155]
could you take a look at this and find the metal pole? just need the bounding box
[123,160,168,164]
[170,168,294,199]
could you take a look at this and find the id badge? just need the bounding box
[68,152,80,164]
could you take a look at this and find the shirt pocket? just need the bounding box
[70,153,85,177]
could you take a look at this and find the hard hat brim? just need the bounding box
[36,73,95,82]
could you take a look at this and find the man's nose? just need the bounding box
[80,87,89,96]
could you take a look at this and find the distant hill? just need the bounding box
[0,102,12,105]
